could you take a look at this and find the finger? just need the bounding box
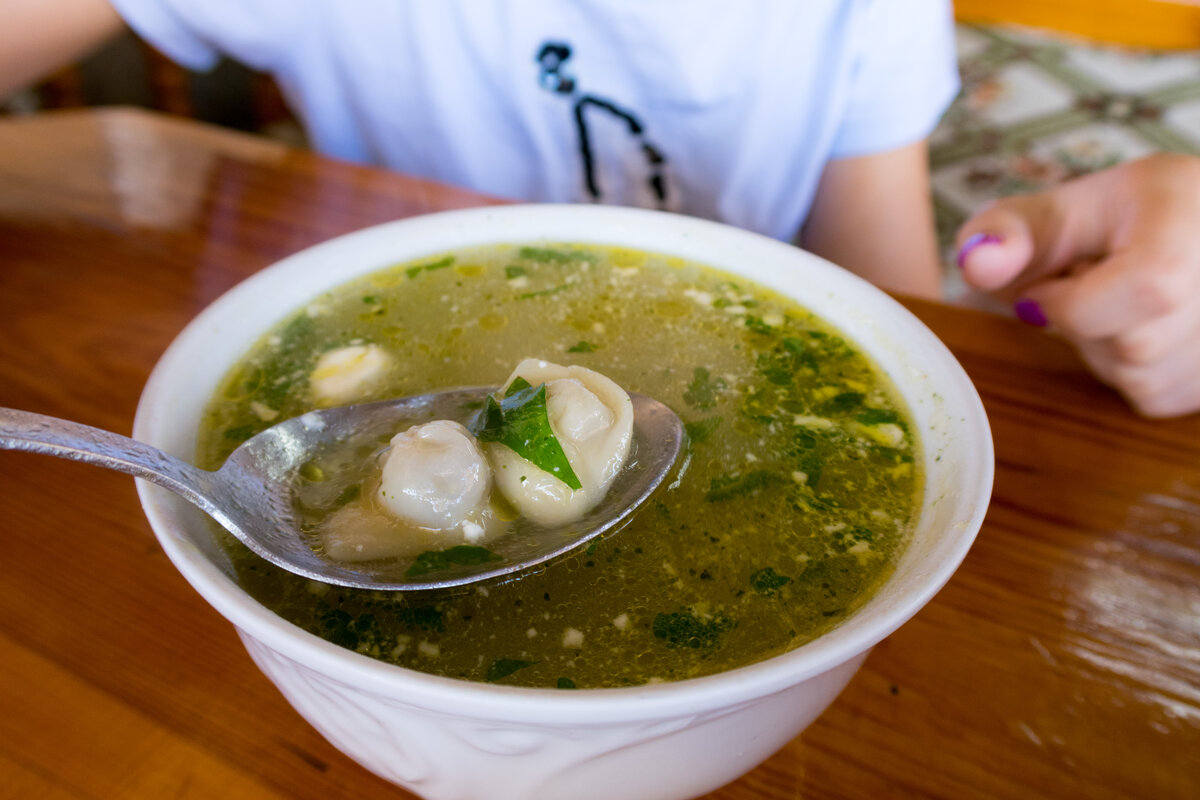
[1076,336,1200,418]
[1018,245,1200,340]
[1146,368,1200,418]
[954,202,1039,292]
[1091,291,1200,367]
[955,166,1129,289]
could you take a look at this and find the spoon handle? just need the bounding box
[0,407,214,506]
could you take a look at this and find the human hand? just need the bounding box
[955,153,1200,418]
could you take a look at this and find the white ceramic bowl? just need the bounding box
[134,205,993,800]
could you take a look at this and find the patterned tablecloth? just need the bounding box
[933,24,1200,296]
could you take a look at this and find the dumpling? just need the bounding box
[485,359,633,526]
[376,419,493,529]
[309,344,393,407]
[320,503,419,562]
[317,420,494,562]
[319,419,495,563]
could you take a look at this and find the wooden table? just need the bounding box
[1,108,1197,800]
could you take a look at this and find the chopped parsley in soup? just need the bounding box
[198,243,922,688]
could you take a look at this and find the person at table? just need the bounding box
[3,0,1199,417]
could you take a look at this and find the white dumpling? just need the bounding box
[310,344,393,407]
[376,419,493,529]
[320,504,416,562]
[319,501,493,563]
[486,359,633,526]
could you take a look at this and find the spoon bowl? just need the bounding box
[0,390,683,590]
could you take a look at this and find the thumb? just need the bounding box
[954,200,1041,293]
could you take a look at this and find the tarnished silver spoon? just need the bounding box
[0,390,684,590]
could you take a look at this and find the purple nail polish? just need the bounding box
[1014,298,1048,327]
[956,232,1004,269]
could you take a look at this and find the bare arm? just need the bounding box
[0,0,125,98]
[800,140,942,300]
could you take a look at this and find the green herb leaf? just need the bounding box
[333,484,361,508]
[405,255,455,279]
[394,606,445,633]
[856,407,901,426]
[567,340,598,353]
[683,367,726,410]
[486,658,536,682]
[750,567,793,595]
[471,381,582,490]
[405,545,501,578]
[684,416,722,443]
[760,365,792,386]
[705,470,783,502]
[652,609,734,649]
[504,265,528,279]
[819,391,864,416]
[830,525,875,554]
[315,602,359,649]
[556,677,577,689]
[518,246,597,264]
[744,315,774,335]
[793,454,824,489]
[518,284,569,300]
[223,423,259,443]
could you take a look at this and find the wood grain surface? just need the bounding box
[1,108,1197,800]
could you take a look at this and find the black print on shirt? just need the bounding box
[536,41,669,207]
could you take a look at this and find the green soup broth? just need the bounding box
[198,243,922,689]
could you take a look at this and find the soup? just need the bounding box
[198,243,921,688]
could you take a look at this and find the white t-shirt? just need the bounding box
[111,0,959,241]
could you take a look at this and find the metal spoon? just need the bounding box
[0,389,684,590]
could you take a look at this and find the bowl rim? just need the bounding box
[135,203,993,724]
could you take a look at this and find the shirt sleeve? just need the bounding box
[107,0,296,73]
[829,0,961,158]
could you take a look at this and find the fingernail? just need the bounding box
[1014,298,1048,327]
[956,232,1004,269]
